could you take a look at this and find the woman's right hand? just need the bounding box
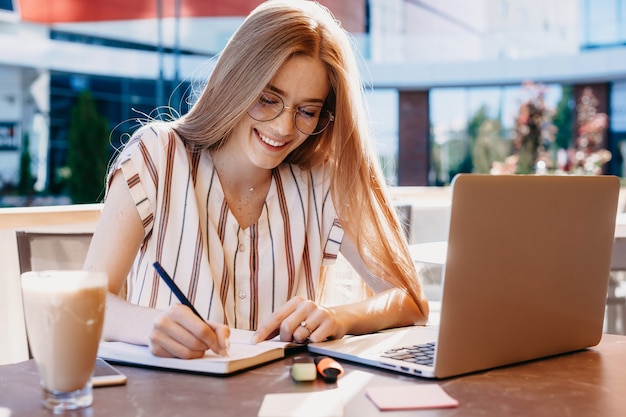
[148,304,231,359]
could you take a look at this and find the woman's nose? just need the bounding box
[273,107,297,135]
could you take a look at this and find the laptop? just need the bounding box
[308,174,620,378]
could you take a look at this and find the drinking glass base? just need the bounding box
[42,383,93,413]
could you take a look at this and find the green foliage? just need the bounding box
[430,130,470,185]
[461,105,489,174]
[66,91,109,204]
[553,85,574,149]
[472,119,509,174]
[466,105,511,174]
[18,132,34,196]
[467,104,490,144]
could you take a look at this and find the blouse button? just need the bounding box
[238,291,247,299]
[238,243,246,252]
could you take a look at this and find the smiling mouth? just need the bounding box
[257,129,288,149]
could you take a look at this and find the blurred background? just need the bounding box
[0,0,625,206]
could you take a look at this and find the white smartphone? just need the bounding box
[92,358,127,387]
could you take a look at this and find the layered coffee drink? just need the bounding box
[21,270,107,411]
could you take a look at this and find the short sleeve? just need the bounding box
[322,218,344,266]
[106,126,167,237]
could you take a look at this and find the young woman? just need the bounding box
[84,0,429,359]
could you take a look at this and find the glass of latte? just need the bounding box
[21,270,107,413]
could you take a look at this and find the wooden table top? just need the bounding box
[2,334,626,417]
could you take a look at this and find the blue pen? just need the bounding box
[153,261,230,356]
[153,261,204,320]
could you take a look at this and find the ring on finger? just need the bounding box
[300,320,312,336]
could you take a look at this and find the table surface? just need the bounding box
[1,334,626,417]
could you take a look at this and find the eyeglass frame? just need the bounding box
[247,90,335,136]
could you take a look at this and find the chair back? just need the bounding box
[16,231,94,274]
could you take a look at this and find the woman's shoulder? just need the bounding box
[113,122,188,170]
[124,122,185,152]
[131,122,179,143]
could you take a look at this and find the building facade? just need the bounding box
[0,0,625,200]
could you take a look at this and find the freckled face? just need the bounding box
[229,55,330,170]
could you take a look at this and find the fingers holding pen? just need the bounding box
[149,304,230,359]
[149,306,206,359]
[150,262,230,358]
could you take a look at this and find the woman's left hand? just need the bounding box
[251,296,346,344]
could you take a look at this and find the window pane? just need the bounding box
[365,89,399,185]
[0,0,13,12]
[586,0,619,45]
[429,83,563,183]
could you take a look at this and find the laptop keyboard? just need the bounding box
[380,342,436,367]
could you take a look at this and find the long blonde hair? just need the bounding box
[173,0,426,312]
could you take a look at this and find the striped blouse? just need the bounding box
[110,125,344,330]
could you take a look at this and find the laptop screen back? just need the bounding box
[433,174,619,378]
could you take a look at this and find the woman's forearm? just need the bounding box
[330,288,429,336]
[102,292,159,345]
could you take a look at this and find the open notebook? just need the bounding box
[308,174,620,378]
[98,328,300,375]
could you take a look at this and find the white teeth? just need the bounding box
[259,132,284,148]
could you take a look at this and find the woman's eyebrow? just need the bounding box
[266,85,325,104]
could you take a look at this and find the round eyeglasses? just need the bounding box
[247,90,335,136]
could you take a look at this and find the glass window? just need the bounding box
[429,83,564,184]
[621,0,626,43]
[0,0,13,12]
[582,0,621,46]
[430,88,470,185]
[365,88,399,184]
[612,81,626,133]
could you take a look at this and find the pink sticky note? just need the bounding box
[365,384,459,411]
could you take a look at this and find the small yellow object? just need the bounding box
[291,356,317,382]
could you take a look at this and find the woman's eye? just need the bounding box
[259,92,280,106]
[260,96,277,106]
[299,107,321,119]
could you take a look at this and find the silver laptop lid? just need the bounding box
[434,174,619,378]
